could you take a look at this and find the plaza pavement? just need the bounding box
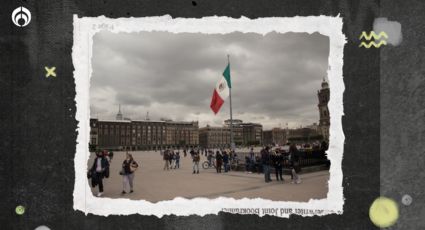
[88,151,329,202]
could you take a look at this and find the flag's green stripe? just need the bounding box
[222,64,232,88]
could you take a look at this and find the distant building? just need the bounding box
[90,119,99,146]
[263,128,287,146]
[306,123,320,132]
[224,119,243,126]
[287,127,322,144]
[199,125,230,148]
[318,78,330,141]
[198,119,263,148]
[90,107,199,151]
[240,122,263,146]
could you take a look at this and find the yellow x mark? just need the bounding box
[45,66,56,78]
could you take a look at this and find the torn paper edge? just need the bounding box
[72,15,346,218]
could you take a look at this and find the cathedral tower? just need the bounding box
[318,78,330,141]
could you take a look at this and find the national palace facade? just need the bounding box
[90,118,199,151]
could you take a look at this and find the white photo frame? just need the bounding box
[72,15,346,217]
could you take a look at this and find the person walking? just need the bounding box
[163,148,170,170]
[273,150,284,182]
[215,151,223,173]
[289,144,302,184]
[261,146,272,183]
[192,152,200,174]
[90,151,110,197]
[121,153,138,194]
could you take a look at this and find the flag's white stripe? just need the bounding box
[215,76,229,100]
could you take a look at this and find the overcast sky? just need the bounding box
[90,31,329,130]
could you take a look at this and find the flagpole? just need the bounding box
[228,54,234,151]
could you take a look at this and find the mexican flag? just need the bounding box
[210,63,232,114]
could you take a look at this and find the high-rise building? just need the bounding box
[317,78,330,141]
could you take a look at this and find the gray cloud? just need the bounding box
[90,31,329,129]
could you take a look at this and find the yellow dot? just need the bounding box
[15,205,25,215]
[369,197,399,228]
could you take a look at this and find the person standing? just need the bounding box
[190,148,195,158]
[192,152,200,174]
[273,150,284,182]
[261,147,272,183]
[290,144,302,184]
[90,151,110,197]
[163,148,170,170]
[121,153,138,194]
[223,151,230,172]
[215,151,223,173]
[249,148,255,173]
[175,152,180,169]
[249,148,254,161]
[255,154,261,174]
[169,150,174,169]
[244,156,251,173]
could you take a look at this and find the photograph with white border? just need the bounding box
[73,15,345,217]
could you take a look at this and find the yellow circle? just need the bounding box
[369,197,399,228]
[15,205,25,215]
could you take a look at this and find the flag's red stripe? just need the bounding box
[210,89,224,114]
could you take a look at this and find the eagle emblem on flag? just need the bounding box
[218,82,226,91]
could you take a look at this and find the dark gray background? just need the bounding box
[0,0,423,229]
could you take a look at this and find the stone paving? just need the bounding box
[88,151,329,202]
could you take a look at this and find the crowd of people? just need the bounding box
[172,144,303,183]
[88,141,328,196]
[256,144,302,184]
[161,148,203,174]
[207,150,239,173]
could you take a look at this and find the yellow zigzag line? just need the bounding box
[359,31,388,40]
[359,40,387,48]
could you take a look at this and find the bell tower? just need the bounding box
[318,78,330,141]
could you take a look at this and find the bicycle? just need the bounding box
[202,156,219,169]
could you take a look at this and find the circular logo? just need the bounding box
[402,194,412,206]
[12,6,31,27]
[15,205,25,215]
